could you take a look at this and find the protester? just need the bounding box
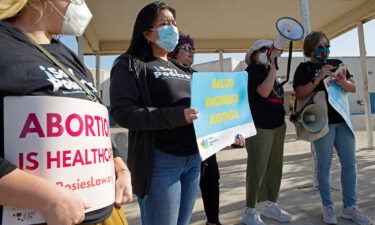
[168,33,195,67]
[242,40,292,225]
[293,31,372,225]
[0,1,132,224]
[110,2,201,225]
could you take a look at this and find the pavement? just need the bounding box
[122,129,375,225]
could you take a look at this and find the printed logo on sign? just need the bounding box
[152,66,190,80]
[12,210,37,222]
[200,138,209,149]
[200,136,219,150]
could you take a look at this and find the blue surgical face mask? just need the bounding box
[151,25,179,52]
[313,47,330,62]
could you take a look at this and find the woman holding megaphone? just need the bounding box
[293,31,372,225]
[242,40,292,225]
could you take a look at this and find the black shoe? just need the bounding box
[206,223,222,225]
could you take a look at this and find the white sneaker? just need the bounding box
[342,206,373,225]
[242,208,266,225]
[322,205,337,224]
[262,202,292,223]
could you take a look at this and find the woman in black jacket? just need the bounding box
[110,2,201,225]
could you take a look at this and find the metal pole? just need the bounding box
[77,36,84,63]
[357,21,373,148]
[300,0,311,62]
[300,0,311,36]
[219,50,224,72]
[95,54,101,98]
[300,0,318,190]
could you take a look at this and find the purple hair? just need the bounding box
[168,33,195,59]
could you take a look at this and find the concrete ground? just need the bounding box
[122,130,375,225]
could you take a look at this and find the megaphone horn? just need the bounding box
[273,17,305,50]
[301,104,327,133]
[271,17,304,88]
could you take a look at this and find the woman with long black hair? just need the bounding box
[110,2,201,225]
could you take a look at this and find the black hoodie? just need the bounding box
[0,21,115,224]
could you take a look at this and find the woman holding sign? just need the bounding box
[110,2,201,225]
[242,40,292,225]
[0,0,131,225]
[293,31,372,225]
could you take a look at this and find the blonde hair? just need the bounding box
[0,0,44,21]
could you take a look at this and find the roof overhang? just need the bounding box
[83,0,375,55]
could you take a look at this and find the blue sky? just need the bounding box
[60,19,375,71]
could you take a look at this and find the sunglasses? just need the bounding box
[180,45,196,53]
[259,46,270,53]
[316,44,330,50]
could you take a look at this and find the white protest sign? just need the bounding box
[3,96,115,225]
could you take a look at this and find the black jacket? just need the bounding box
[0,21,118,223]
[110,54,194,197]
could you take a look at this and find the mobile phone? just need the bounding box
[333,63,347,79]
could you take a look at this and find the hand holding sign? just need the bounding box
[114,157,133,206]
[184,108,199,124]
[115,170,133,205]
[42,187,90,225]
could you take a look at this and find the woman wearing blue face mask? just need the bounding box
[293,31,372,225]
[0,0,131,225]
[110,2,201,225]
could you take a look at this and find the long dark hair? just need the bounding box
[127,2,176,61]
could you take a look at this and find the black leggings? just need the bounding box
[200,154,220,224]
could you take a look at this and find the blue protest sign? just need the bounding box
[191,72,256,160]
[323,78,354,134]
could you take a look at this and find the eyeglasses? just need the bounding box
[259,46,270,53]
[316,44,330,50]
[180,45,195,53]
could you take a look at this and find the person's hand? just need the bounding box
[115,169,133,206]
[184,108,199,123]
[231,134,245,148]
[235,134,245,146]
[332,68,347,86]
[316,64,336,82]
[42,188,90,225]
[269,49,282,66]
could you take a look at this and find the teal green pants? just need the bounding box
[245,123,286,208]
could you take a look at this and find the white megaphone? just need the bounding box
[300,104,327,133]
[270,17,304,87]
[272,17,304,51]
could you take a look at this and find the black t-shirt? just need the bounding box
[293,59,353,124]
[145,58,197,156]
[0,21,112,224]
[246,63,285,129]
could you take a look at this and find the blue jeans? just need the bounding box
[313,123,357,208]
[137,148,201,225]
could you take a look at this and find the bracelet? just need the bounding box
[116,168,130,174]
